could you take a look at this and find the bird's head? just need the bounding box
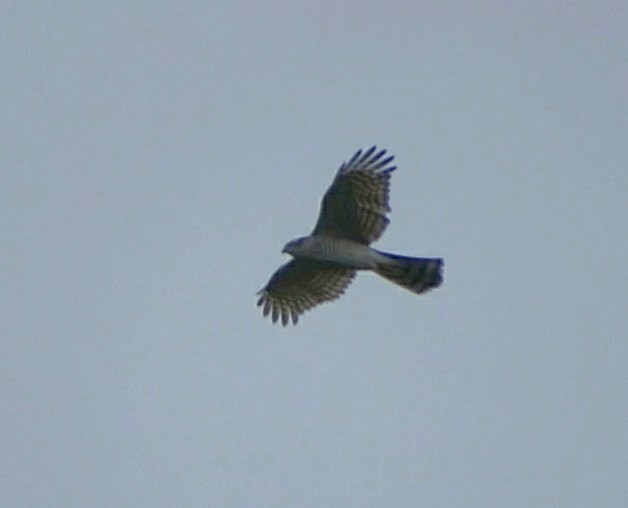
[282,236,312,256]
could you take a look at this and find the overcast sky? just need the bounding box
[3,2,627,507]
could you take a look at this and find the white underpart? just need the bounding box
[294,236,388,269]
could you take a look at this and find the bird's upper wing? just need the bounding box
[312,146,396,245]
[257,259,356,326]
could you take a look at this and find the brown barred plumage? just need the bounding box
[257,147,442,326]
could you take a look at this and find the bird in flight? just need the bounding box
[257,146,443,325]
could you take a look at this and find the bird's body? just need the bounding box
[283,236,381,269]
[257,146,443,325]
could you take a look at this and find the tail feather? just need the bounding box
[375,253,443,294]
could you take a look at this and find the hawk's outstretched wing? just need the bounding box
[256,259,356,326]
[312,146,396,245]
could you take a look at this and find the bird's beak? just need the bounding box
[281,247,287,254]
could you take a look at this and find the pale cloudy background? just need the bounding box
[3,2,627,507]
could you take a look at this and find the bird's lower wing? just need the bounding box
[257,259,356,325]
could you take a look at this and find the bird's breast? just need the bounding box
[304,237,378,269]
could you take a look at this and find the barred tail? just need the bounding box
[374,252,443,294]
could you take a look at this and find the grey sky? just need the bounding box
[3,2,627,507]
